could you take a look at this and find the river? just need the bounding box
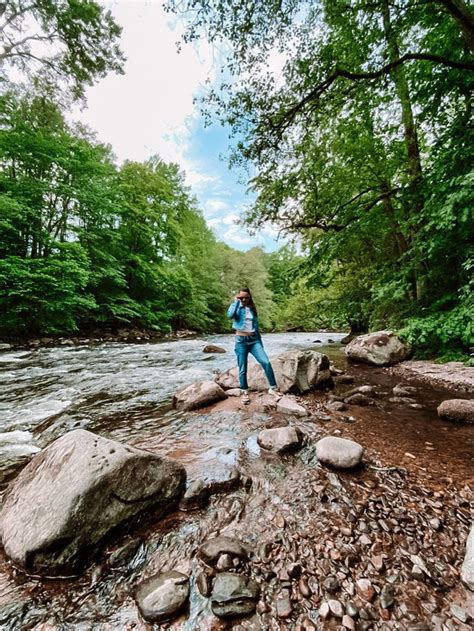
[0,333,473,629]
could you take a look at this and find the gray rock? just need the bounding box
[0,429,185,574]
[107,537,141,568]
[344,393,375,406]
[199,536,249,566]
[345,331,411,366]
[276,396,308,416]
[326,400,346,412]
[461,523,474,590]
[437,399,474,424]
[135,571,189,623]
[257,426,302,453]
[211,572,260,617]
[202,344,226,353]
[450,604,471,623]
[215,350,331,393]
[173,380,227,411]
[316,436,364,469]
[179,480,209,511]
[393,384,417,397]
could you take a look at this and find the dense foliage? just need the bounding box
[167,0,474,359]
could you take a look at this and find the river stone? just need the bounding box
[135,571,189,623]
[257,426,302,453]
[276,396,308,416]
[316,436,364,469]
[211,572,260,617]
[0,429,186,574]
[215,350,331,393]
[345,331,411,366]
[437,399,474,423]
[179,480,209,511]
[461,523,474,590]
[203,344,226,353]
[173,380,228,411]
[199,536,249,565]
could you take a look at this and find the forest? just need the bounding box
[0,0,473,361]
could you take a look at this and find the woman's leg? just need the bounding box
[234,338,249,391]
[249,339,277,388]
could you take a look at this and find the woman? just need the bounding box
[227,287,281,404]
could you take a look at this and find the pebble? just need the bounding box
[275,591,292,618]
[450,604,471,623]
[356,578,375,602]
[342,614,356,630]
[216,553,233,571]
[380,584,395,609]
[319,601,330,619]
[328,599,344,617]
[298,577,311,598]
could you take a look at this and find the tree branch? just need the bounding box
[275,53,474,134]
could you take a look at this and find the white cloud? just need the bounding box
[73,1,214,166]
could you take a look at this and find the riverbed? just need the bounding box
[0,334,473,629]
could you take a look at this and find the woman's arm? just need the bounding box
[227,298,241,319]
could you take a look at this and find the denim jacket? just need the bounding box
[227,300,261,338]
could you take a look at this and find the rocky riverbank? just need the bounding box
[0,340,472,629]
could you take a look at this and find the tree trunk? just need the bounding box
[382,0,425,299]
[439,0,474,53]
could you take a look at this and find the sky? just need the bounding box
[72,0,284,252]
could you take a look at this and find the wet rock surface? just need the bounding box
[210,572,260,617]
[173,380,228,410]
[0,429,186,574]
[134,570,189,623]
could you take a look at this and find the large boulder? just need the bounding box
[0,429,186,574]
[215,350,331,394]
[173,380,228,411]
[437,399,474,424]
[345,331,411,366]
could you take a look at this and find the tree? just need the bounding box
[168,0,474,356]
[0,0,125,98]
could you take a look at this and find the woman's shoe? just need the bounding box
[241,391,250,405]
[268,387,282,400]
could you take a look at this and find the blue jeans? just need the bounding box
[234,334,277,390]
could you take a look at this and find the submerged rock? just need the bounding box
[345,331,411,366]
[211,572,260,617]
[215,350,331,393]
[437,399,474,423]
[257,426,302,453]
[173,380,228,411]
[316,436,364,469]
[202,344,226,353]
[135,571,189,623]
[0,429,186,574]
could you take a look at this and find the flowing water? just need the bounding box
[0,333,473,630]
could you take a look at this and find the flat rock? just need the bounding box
[461,523,474,590]
[0,429,185,574]
[316,436,364,469]
[173,380,227,411]
[199,536,248,566]
[276,396,308,416]
[135,571,189,623]
[211,572,260,617]
[257,426,302,453]
[345,331,411,366]
[437,399,474,424]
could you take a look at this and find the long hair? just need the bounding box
[240,286,258,317]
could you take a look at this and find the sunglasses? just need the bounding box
[238,296,250,300]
